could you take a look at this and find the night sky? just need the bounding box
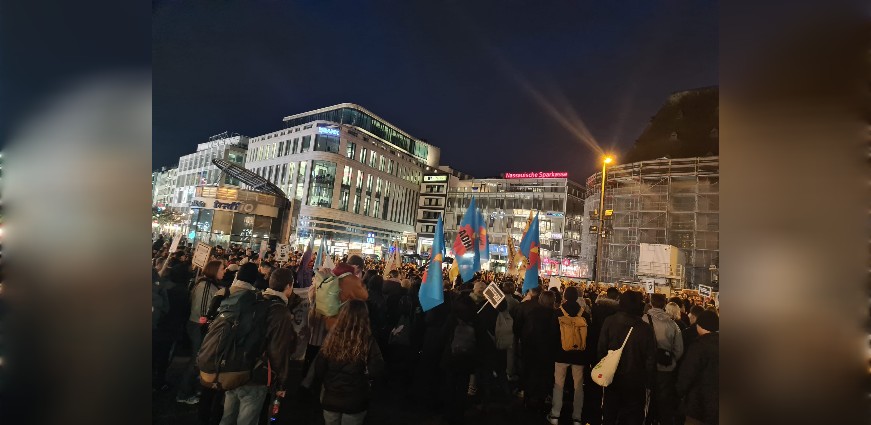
[153,1,717,181]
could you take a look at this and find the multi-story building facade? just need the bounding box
[170,132,248,211]
[151,166,178,208]
[244,103,441,257]
[415,166,473,255]
[443,174,586,276]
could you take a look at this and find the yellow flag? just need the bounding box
[449,259,459,283]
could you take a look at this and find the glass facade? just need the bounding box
[308,160,336,208]
[284,106,429,163]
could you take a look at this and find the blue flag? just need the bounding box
[452,197,482,283]
[420,216,445,312]
[518,213,541,294]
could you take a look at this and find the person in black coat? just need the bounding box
[414,282,453,411]
[585,287,620,425]
[597,290,656,425]
[520,291,557,408]
[677,310,719,425]
[548,287,592,424]
[439,292,487,425]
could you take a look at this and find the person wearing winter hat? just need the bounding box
[676,309,719,425]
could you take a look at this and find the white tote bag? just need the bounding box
[590,326,633,387]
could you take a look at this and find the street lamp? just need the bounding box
[593,155,614,284]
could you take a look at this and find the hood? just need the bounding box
[596,297,619,308]
[646,307,672,322]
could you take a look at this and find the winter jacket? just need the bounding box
[512,296,539,338]
[682,324,699,349]
[553,301,592,365]
[188,278,220,323]
[257,293,298,390]
[642,307,685,372]
[597,312,656,389]
[313,337,385,414]
[677,332,719,424]
[587,297,618,364]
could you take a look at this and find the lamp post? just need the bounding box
[593,155,613,284]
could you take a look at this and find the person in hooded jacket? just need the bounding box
[642,294,685,425]
[439,292,486,425]
[311,300,385,425]
[585,287,620,425]
[597,290,657,425]
[520,291,557,410]
[676,310,719,425]
[547,287,591,425]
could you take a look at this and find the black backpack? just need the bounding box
[198,289,268,390]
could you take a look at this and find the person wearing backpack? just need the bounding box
[597,290,657,425]
[196,263,295,425]
[314,263,369,331]
[310,300,385,425]
[548,286,591,425]
[642,293,685,425]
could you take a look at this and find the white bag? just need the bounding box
[590,326,633,387]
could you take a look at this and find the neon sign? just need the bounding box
[503,171,568,179]
[318,127,340,137]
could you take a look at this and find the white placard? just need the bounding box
[168,235,181,253]
[482,282,506,309]
[642,277,655,294]
[698,285,712,297]
[192,242,212,269]
[259,240,269,260]
[275,243,291,262]
[548,276,562,290]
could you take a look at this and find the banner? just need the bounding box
[420,217,445,312]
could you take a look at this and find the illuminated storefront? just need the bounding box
[187,185,289,248]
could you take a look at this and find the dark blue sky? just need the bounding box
[153,1,717,180]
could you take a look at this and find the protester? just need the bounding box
[642,293,685,425]
[598,290,657,425]
[548,286,590,425]
[521,290,557,410]
[215,263,297,425]
[676,310,719,425]
[177,260,225,404]
[311,300,385,425]
[683,305,706,349]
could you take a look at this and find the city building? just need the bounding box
[151,166,177,208]
[170,131,249,212]
[443,173,586,276]
[415,166,474,255]
[187,184,289,248]
[243,103,441,258]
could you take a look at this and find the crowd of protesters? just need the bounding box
[153,235,719,425]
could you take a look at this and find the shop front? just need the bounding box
[187,185,288,249]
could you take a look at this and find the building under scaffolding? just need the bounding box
[581,156,719,289]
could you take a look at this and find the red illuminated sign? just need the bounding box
[503,171,568,179]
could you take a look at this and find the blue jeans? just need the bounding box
[323,410,366,425]
[220,385,268,425]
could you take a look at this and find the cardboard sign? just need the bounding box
[259,240,269,260]
[191,242,212,269]
[482,282,506,309]
[642,277,655,294]
[698,285,712,297]
[275,243,291,262]
[168,235,181,253]
[548,277,562,290]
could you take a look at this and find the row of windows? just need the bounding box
[282,107,429,163]
[179,147,241,172]
[248,132,423,185]
[247,160,418,227]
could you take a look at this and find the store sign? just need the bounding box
[318,127,340,137]
[503,171,568,179]
[212,200,257,214]
[550,233,562,240]
[423,175,448,182]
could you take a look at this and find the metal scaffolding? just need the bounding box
[582,156,719,288]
